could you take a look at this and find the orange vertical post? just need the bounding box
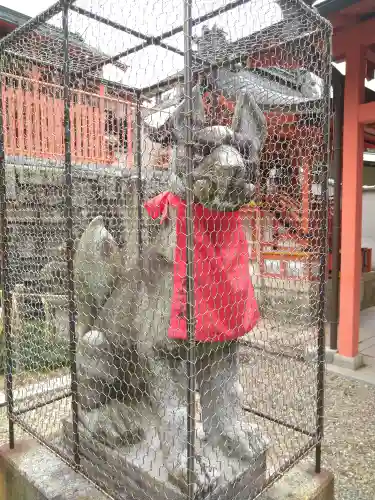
[99,84,106,161]
[55,98,64,157]
[25,85,32,156]
[8,87,16,155]
[87,101,94,162]
[1,78,8,154]
[338,44,366,358]
[75,95,82,161]
[15,83,25,155]
[33,80,41,156]
[93,98,100,160]
[127,103,133,168]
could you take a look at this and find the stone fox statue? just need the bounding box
[72,87,268,495]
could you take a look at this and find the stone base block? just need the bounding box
[262,462,334,500]
[0,439,334,500]
[0,439,104,500]
[333,353,364,371]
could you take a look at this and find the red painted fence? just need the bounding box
[1,73,134,166]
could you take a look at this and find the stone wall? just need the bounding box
[4,157,170,296]
[5,157,172,340]
[5,158,116,291]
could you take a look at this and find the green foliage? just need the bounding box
[0,319,69,375]
[16,320,70,373]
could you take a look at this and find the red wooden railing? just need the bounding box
[1,73,134,166]
[241,205,319,282]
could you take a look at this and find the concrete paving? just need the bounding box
[326,305,375,385]
[0,375,70,406]
[358,306,375,362]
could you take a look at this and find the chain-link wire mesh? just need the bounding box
[0,0,332,498]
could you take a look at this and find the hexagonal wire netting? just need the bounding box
[0,0,332,499]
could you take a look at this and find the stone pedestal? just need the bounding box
[0,439,334,500]
[62,418,268,500]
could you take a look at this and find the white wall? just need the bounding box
[362,187,375,270]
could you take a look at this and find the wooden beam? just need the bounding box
[367,50,375,66]
[359,101,375,124]
[339,0,375,17]
[338,44,366,359]
[320,0,374,19]
[364,132,375,144]
[328,12,358,30]
[333,17,375,57]
[332,65,375,105]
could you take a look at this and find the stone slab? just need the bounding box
[0,439,104,500]
[62,419,267,500]
[325,348,337,364]
[0,439,333,500]
[260,462,334,500]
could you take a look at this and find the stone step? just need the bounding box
[0,440,333,500]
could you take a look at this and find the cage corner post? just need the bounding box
[135,90,143,260]
[62,0,80,469]
[0,56,14,450]
[315,58,332,475]
[183,0,196,497]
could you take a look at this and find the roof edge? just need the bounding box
[316,0,363,17]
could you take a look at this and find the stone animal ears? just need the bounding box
[146,85,267,164]
[231,92,267,161]
[76,216,120,260]
[146,86,205,144]
[171,85,205,139]
[171,87,267,146]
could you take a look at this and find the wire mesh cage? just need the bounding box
[0,0,332,499]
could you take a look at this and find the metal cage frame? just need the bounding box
[0,0,332,498]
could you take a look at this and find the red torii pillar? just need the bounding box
[338,44,366,361]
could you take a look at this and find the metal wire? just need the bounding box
[183,1,196,496]
[0,53,14,449]
[0,1,332,499]
[62,0,80,468]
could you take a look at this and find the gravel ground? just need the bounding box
[0,370,374,499]
[318,371,375,500]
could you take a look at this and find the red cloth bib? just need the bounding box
[144,192,260,342]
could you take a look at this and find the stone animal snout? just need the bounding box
[192,142,256,207]
[147,86,267,210]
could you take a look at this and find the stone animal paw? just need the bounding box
[166,453,219,497]
[217,424,256,461]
